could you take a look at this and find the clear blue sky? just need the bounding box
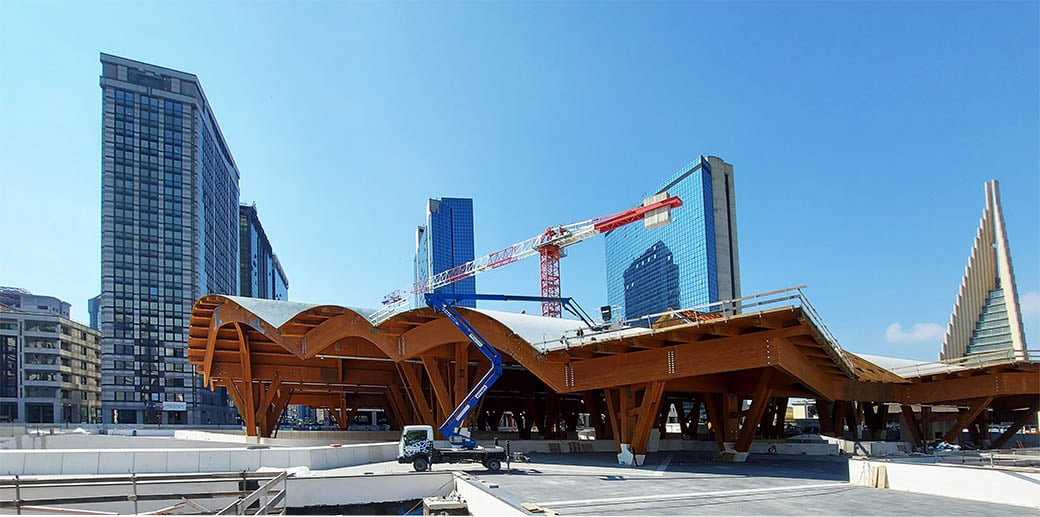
[1,1,1037,362]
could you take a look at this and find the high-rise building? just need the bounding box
[99,53,240,425]
[414,198,476,308]
[940,180,1027,361]
[87,295,102,331]
[239,204,289,300]
[604,156,740,320]
[0,287,71,318]
[0,288,101,424]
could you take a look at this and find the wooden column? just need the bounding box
[262,388,294,437]
[921,406,933,442]
[235,323,256,436]
[421,355,453,422]
[723,394,741,442]
[618,386,636,446]
[703,393,727,451]
[630,382,666,455]
[254,374,283,436]
[991,402,1040,449]
[400,363,435,427]
[817,399,835,437]
[454,342,469,408]
[603,388,622,452]
[900,405,925,447]
[734,370,773,452]
[942,397,994,444]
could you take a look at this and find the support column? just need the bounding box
[817,399,835,437]
[723,394,741,443]
[235,323,256,436]
[991,402,1040,449]
[421,355,453,423]
[603,388,622,452]
[921,406,934,442]
[254,374,283,436]
[900,405,925,447]
[454,342,469,408]
[703,393,727,452]
[263,388,293,437]
[629,382,666,460]
[733,370,773,454]
[400,363,435,428]
[942,397,994,444]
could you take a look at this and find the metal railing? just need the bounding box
[532,286,858,377]
[0,471,287,515]
[888,348,1037,378]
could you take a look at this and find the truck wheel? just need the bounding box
[413,456,429,472]
[485,458,501,472]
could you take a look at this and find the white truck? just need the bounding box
[397,425,506,472]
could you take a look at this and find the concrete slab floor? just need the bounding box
[454,452,1034,516]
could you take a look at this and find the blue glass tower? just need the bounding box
[415,198,476,307]
[605,156,740,320]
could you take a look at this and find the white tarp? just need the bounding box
[222,295,377,328]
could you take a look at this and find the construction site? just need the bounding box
[3,178,1037,515]
[183,190,1038,465]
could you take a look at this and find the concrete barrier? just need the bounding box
[285,472,454,508]
[822,437,912,456]
[0,442,398,476]
[454,474,527,515]
[849,457,1040,508]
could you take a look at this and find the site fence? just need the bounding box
[926,447,1040,468]
[0,470,287,515]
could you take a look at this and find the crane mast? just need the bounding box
[371,194,682,324]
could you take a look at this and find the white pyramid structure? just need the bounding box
[940,180,1027,361]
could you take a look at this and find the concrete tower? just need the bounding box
[940,180,1027,361]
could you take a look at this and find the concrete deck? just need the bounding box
[323,452,1033,515]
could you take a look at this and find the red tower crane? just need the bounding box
[372,193,682,323]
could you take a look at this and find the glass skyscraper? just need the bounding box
[98,54,240,425]
[414,198,476,308]
[604,156,740,320]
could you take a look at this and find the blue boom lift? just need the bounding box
[397,293,594,471]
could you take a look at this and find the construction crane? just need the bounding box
[371,192,683,324]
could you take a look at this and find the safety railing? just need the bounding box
[534,286,858,378]
[0,470,287,515]
[888,348,1037,378]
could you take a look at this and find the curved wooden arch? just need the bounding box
[188,295,1039,452]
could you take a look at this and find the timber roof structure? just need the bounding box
[187,288,1038,452]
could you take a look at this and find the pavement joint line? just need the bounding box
[653,454,673,476]
[536,482,849,507]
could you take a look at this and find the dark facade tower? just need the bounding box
[239,205,289,300]
[414,198,476,308]
[99,54,240,425]
[605,156,740,320]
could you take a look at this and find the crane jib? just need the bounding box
[376,195,682,326]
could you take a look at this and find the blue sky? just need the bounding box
[1,1,1036,362]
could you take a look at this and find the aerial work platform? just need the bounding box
[187,287,1038,462]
